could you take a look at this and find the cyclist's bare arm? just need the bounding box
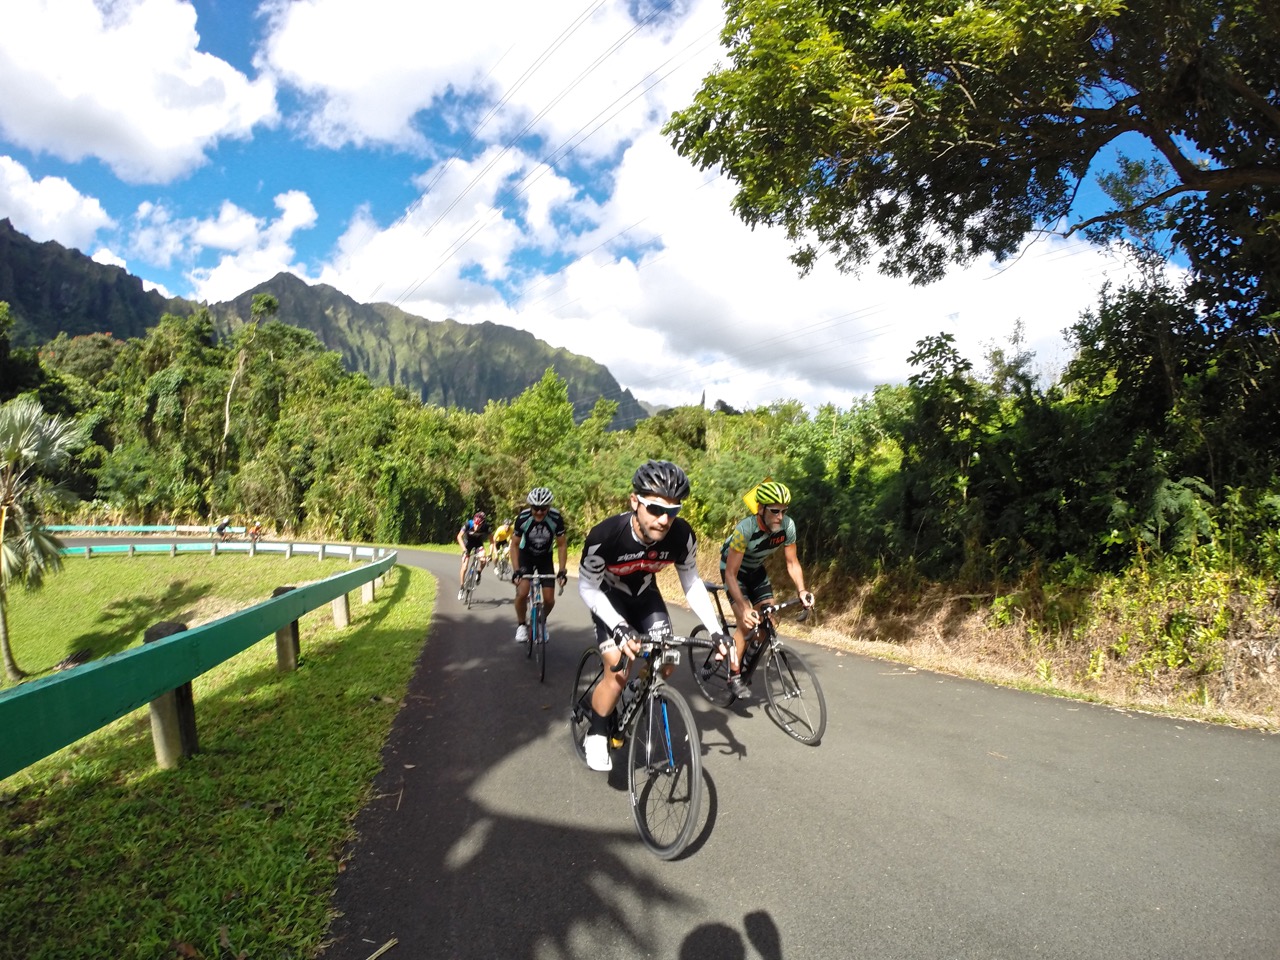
[722,548,761,629]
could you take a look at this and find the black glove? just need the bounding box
[612,623,641,651]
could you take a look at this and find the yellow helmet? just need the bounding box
[754,480,792,506]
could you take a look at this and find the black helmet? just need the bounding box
[631,459,690,500]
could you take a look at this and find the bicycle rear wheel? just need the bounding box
[535,615,547,683]
[569,647,605,762]
[763,646,827,745]
[687,625,734,707]
[627,686,702,859]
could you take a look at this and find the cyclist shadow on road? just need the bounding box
[680,910,785,960]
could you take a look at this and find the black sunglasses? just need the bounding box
[636,496,681,518]
[531,505,549,513]
[765,506,788,516]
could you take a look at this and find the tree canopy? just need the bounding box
[664,0,1280,321]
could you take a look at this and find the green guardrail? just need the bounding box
[48,524,236,533]
[0,549,397,781]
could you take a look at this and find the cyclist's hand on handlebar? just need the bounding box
[800,591,815,608]
[611,623,642,661]
[712,632,737,666]
[741,607,762,630]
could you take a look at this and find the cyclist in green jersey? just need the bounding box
[720,480,815,699]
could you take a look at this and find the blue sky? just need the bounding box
[0,0,1137,411]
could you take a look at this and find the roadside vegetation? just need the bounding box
[1,555,432,960]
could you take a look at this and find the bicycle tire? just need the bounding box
[569,647,605,763]
[627,685,702,859]
[687,625,734,707]
[535,615,547,683]
[762,646,827,745]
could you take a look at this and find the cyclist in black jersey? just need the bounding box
[577,459,726,772]
[511,486,569,644]
[721,480,815,698]
[455,511,493,601]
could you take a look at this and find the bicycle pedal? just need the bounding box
[608,737,624,750]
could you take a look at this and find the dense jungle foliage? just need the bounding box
[4,270,1280,717]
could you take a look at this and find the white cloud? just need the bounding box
[261,0,716,157]
[0,0,277,183]
[0,154,114,248]
[91,247,127,269]
[186,191,318,301]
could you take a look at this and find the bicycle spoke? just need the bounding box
[627,687,702,859]
[763,647,827,745]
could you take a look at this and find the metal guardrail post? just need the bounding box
[144,622,198,769]
[272,586,300,671]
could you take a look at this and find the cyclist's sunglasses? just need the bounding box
[765,506,788,516]
[636,495,682,518]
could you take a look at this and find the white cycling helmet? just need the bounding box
[527,486,554,507]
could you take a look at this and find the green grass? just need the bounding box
[1,555,433,960]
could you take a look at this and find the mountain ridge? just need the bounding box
[0,218,648,425]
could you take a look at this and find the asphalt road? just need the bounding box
[310,548,1280,960]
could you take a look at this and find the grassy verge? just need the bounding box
[1,555,433,960]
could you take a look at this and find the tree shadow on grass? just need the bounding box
[55,577,212,664]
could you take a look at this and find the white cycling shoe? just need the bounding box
[515,623,529,644]
[583,734,612,772]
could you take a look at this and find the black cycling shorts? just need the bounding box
[724,564,774,607]
[592,590,672,652]
[517,552,557,583]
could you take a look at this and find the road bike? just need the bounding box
[569,627,712,859]
[517,571,563,683]
[461,548,485,608]
[687,581,827,745]
[494,542,513,582]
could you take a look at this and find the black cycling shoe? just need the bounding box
[729,674,751,700]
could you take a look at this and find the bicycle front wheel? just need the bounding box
[535,615,547,683]
[569,647,605,763]
[763,646,827,745]
[687,625,734,707]
[627,686,703,859]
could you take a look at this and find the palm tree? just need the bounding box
[0,396,80,683]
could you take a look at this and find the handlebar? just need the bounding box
[516,572,566,595]
[609,632,715,672]
[761,596,811,623]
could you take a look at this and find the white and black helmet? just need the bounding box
[631,459,690,500]
[526,486,554,507]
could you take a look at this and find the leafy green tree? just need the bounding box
[0,396,80,682]
[665,0,1280,307]
[1,302,43,403]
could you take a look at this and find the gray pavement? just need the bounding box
[321,548,1280,960]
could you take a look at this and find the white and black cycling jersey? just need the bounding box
[577,511,720,636]
[513,506,565,558]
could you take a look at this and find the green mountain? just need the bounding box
[208,273,648,424]
[0,218,647,425]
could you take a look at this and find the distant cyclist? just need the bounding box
[577,460,726,772]
[456,510,493,601]
[720,479,815,699]
[511,488,568,644]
